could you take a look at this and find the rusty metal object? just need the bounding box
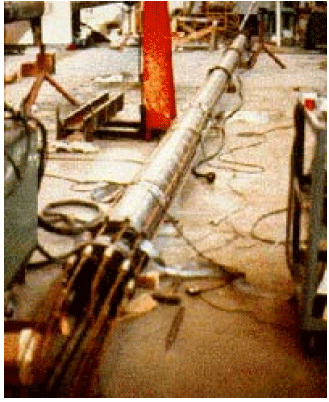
[43,73,79,107]
[57,91,124,140]
[23,72,79,116]
[165,305,185,350]
[21,54,56,78]
[142,2,176,138]
[247,13,286,69]
[22,72,45,115]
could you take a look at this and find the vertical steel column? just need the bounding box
[142,1,176,139]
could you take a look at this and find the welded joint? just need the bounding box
[227,45,244,59]
[194,101,213,119]
[208,65,232,80]
[139,181,169,210]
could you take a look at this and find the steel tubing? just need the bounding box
[112,33,247,238]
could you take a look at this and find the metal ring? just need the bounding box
[208,65,232,80]
[228,46,243,59]
[142,181,168,209]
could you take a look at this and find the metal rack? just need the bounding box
[286,93,327,352]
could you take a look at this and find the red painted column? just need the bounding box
[142,1,176,140]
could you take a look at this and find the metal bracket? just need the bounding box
[57,91,125,141]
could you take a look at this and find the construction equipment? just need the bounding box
[58,2,176,141]
[286,92,327,353]
[4,105,39,290]
[4,30,247,396]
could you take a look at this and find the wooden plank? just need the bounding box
[173,26,213,48]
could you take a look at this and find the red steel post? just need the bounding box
[142,1,176,140]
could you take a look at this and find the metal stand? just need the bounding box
[286,95,327,353]
[248,12,286,69]
[23,70,80,116]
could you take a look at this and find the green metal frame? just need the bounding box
[286,95,327,337]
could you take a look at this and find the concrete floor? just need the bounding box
[4,42,327,397]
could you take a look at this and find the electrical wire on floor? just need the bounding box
[38,199,107,235]
[191,68,294,178]
[43,156,145,202]
[205,123,294,175]
[165,211,245,283]
[197,293,295,330]
[163,206,288,262]
[35,241,92,265]
[162,212,294,329]
[250,207,287,245]
[42,174,129,203]
[192,73,244,180]
[161,210,295,330]
[30,199,109,266]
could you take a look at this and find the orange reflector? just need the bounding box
[304,98,315,111]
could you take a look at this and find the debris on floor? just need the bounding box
[49,140,100,154]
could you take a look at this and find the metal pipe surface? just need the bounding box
[112,34,247,237]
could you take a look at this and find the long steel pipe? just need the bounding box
[112,34,247,238]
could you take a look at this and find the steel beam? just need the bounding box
[57,92,124,140]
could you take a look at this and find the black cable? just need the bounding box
[208,158,265,174]
[161,206,289,262]
[205,124,293,175]
[192,73,244,180]
[32,199,109,266]
[198,294,294,330]
[250,207,287,245]
[38,199,107,235]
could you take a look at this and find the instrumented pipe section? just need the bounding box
[112,33,247,237]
